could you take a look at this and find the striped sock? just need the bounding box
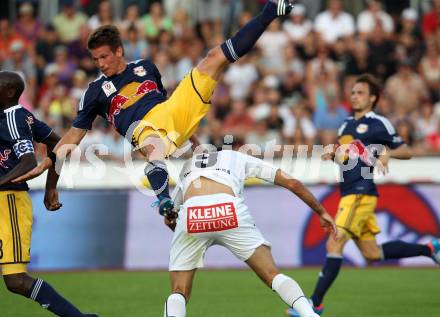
[220,1,279,63]
[28,278,84,317]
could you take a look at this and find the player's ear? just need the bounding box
[115,46,124,58]
[370,94,376,105]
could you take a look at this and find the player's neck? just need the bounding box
[0,101,17,111]
[354,108,372,120]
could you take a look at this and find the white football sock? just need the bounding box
[272,274,318,317]
[164,293,186,317]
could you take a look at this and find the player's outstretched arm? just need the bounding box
[0,153,37,186]
[274,169,338,239]
[12,127,87,183]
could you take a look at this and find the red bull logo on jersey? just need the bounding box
[337,135,379,166]
[107,80,159,124]
[187,202,238,233]
[0,149,11,168]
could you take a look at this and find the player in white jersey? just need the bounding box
[163,150,337,317]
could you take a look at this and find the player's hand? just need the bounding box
[319,212,338,240]
[376,151,390,175]
[164,215,177,232]
[44,188,62,211]
[12,157,53,183]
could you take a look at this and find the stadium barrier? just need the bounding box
[28,160,440,271]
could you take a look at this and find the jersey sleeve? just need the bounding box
[242,153,278,184]
[32,117,53,142]
[376,118,405,149]
[72,86,99,130]
[5,109,35,158]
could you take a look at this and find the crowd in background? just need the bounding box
[1,0,440,160]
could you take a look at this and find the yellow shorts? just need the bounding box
[133,68,217,156]
[0,191,32,275]
[335,194,380,241]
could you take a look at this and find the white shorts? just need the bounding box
[169,194,271,271]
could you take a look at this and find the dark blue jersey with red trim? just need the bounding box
[0,105,52,191]
[73,59,167,139]
[337,111,405,197]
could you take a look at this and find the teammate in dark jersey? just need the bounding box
[0,71,98,317]
[287,74,440,316]
[15,0,295,217]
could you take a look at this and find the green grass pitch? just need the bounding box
[1,268,438,316]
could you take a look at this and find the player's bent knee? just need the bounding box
[362,251,381,262]
[4,273,31,295]
[197,47,228,78]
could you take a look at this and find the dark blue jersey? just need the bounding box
[0,105,52,191]
[337,111,405,197]
[73,59,167,139]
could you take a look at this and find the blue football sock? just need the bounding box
[381,241,431,260]
[27,278,84,317]
[145,160,170,200]
[311,255,343,307]
[221,1,278,63]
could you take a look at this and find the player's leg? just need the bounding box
[196,0,294,80]
[2,270,97,317]
[356,206,435,263]
[139,133,175,216]
[357,238,435,263]
[246,245,319,317]
[1,191,98,317]
[164,270,197,317]
[308,232,350,312]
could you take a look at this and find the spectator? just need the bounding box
[224,54,259,101]
[88,0,118,30]
[118,3,144,39]
[357,0,394,39]
[0,18,27,63]
[52,0,88,43]
[345,39,373,76]
[35,24,61,78]
[67,25,97,77]
[422,0,440,39]
[14,2,43,44]
[142,2,173,40]
[314,0,355,44]
[223,99,254,139]
[257,19,290,75]
[419,39,440,102]
[123,24,149,62]
[51,45,76,87]
[385,59,429,116]
[2,39,36,107]
[313,92,348,131]
[367,23,396,79]
[282,4,313,44]
[397,8,422,61]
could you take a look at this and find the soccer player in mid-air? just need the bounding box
[15,0,296,217]
[287,74,440,316]
[0,71,98,317]
[162,148,337,317]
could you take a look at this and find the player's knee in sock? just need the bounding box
[164,293,186,317]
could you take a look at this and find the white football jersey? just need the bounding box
[172,150,278,206]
